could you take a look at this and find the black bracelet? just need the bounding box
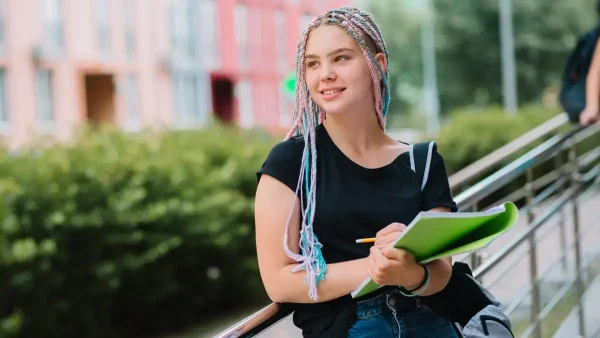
[406,264,428,293]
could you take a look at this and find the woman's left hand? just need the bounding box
[367,246,425,288]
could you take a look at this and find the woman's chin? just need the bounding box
[319,102,347,116]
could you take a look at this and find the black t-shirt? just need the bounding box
[256,124,457,337]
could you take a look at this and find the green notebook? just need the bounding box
[351,201,519,298]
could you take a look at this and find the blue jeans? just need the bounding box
[347,290,458,338]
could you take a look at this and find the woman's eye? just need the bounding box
[307,61,319,67]
[335,56,349,62]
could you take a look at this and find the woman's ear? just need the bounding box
[374,53,387,81]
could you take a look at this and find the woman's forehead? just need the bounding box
[305,25,359,56]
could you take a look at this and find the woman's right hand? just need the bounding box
[374,222,407,248]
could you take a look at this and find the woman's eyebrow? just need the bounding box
[305,47,356,59]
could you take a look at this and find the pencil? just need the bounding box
[355,237,376,244]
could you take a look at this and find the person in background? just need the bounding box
[579,0,600,125]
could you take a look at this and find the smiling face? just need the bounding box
[304,24,386,117]
[304,25,370,116]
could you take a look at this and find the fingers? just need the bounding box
[580,109,600,125]
[374,243,388,250]
[382,247,402,261]
[382,247,414,265]
[580,114,592,125]
[368,246,390,284]
[375,223,406,246]
[376,222,406,237]
[583,116,597,125]
[370,246,389,268]
[374,231,402,247]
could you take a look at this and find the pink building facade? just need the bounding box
[203,0,350,133]
[0,0,351,149]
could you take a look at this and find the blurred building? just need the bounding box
[0,0,350,148]
[201,0,351,134]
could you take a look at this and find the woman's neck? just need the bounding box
[322,111,390,155]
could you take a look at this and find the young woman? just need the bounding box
[255,7,458,337]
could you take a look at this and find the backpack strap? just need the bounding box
[409,141,437,191]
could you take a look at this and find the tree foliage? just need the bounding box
[369,0,598,124]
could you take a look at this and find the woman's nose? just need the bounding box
[320,65,336,81]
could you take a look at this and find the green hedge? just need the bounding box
[0,125,275,338]
[436,105,562,175]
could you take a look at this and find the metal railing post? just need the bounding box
[569,143,586,337]
[525,168,542,338]
[554,154,569,274]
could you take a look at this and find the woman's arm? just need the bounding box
[419,257,452,296]
[255,174,369,303]
[585,39,600,111]
[581,39,600,124]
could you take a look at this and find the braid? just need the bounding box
[282,7,390,301]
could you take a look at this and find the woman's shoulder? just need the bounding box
[266,134,306,163]
[256,135,306,193]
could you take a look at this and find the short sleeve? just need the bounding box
[256,137,304,194]
[421,147,458,212]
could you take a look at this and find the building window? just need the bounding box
[122,75,140,131]
[42,0,64,53]
[123,0,135,59]
[253,8,264,71]
[173,73,205,126]
[94,0,111,58]
[199,0,219,69]
[36,69,54,128]
[171,0,197,59]
[0,70,8,130]
[236,79,253,128]
[234,4,248,70]
[274,10,287,73]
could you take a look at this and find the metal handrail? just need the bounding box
[503,186,600,318]
[448,113,569,189]
[213,117,599,338]
[473,184,576,279]
[453,125,586,210]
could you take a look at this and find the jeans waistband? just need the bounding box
[355,288,420,317]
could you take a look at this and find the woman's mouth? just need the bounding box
[320,88,346,100]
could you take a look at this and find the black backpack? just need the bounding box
[559,25,600,123]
